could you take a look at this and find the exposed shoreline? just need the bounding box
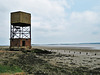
[32,45,100,51]
[33,46,100,69]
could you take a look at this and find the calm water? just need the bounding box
[33,44,100,50]
[64,44,100,49]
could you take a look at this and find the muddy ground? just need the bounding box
[0,47,100,75]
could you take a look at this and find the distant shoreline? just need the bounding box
[1,43,100,50]
[32,44,100,50]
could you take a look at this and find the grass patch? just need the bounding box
[0,65,23,74]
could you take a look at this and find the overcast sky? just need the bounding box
[0,0,100,45]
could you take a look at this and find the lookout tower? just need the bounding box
[10,11,31,50]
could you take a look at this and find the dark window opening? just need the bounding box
[22,41,25,46]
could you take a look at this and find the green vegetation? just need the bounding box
[0,65,23,73]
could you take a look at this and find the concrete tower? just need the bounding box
[10,11,31,50]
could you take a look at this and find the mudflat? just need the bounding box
[33,46,100,69]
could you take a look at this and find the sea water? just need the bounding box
[33,44,100,50]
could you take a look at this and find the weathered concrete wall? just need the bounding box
[11,11,31,25]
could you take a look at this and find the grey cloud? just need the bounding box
[0,0,100,44]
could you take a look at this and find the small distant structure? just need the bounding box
[10,11,31,50]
